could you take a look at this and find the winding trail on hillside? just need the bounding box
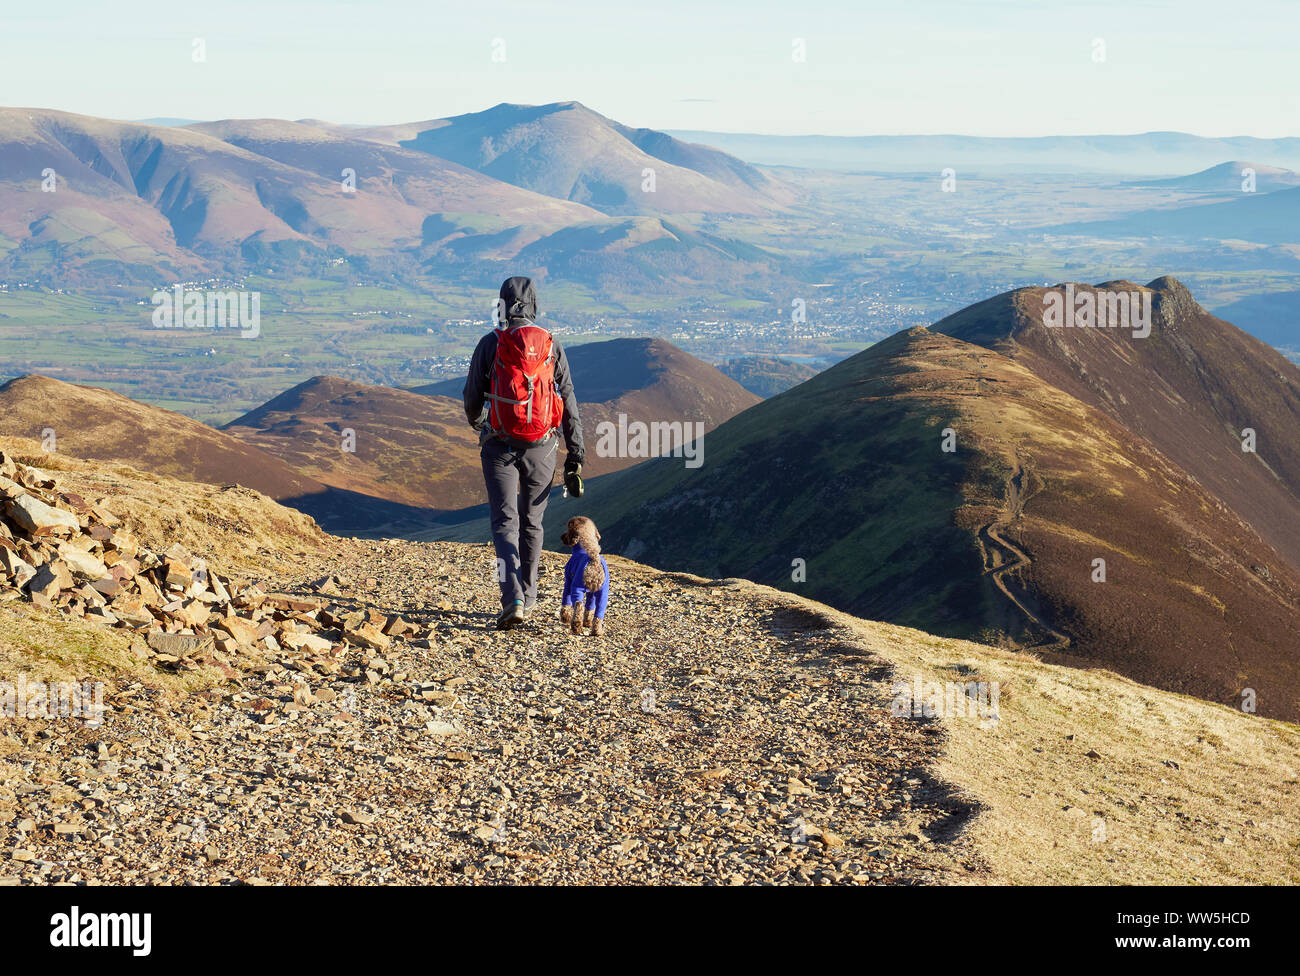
[977,457,1071,651]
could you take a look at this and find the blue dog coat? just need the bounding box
[561,544,609,619]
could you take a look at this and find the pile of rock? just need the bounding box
[0,449,428,674]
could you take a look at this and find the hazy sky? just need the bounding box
[2,0,1296,137]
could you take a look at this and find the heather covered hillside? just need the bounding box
[580,280,1300,721]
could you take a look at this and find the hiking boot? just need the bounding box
[496,601,525,630]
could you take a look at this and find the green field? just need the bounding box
[5,167,1299,418]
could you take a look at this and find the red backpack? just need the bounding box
[487,323,564,443]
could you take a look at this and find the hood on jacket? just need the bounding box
[498,276,537,328]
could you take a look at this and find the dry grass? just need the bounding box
[0,602,225,696]
[745,581,1300,885]
[1,435,331,579]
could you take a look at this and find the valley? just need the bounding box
[4,107,1300,426]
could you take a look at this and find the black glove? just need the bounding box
[563,458,584,498]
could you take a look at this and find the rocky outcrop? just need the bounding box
[0,448,429,674]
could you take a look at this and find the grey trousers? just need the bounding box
[480,435,558,607]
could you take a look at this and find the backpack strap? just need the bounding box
[485,374,536,422]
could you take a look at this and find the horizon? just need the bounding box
[7,102,1298,144]
[2,0,1297,138]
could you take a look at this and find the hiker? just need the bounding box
[464,276,585,629]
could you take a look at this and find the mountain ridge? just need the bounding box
[933,276,1300,569]
[577,278,1300,721]
[0,103,785,283]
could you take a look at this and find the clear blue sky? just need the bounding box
[2,0,1296,136]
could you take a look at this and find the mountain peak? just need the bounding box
[2,373,67,392]
[394,102,785,216]
[582,281,1300,723]
[1146,274,1194,301]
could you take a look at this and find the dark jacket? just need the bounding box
[463,277,585,462]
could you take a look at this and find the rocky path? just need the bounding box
[977,458,1071,651]
[2,538,983,885]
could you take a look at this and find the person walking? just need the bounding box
[463,276,586,629]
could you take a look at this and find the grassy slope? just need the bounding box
[573,331,999,637]
[745,580,1300,885]
[0,376,330,502]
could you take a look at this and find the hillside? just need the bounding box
[561,338,760,474]
[223,376,484,513]
[0,374,446,533]
[506,216,782,294]
[1058,184,1300,245]
[1132,160,1300,193]
[0,337,759,537]
[933,277,1300,569]
[578,285,1300,722]
[0,374,330,504]
[1,436,1296,886]
[379,102,788,216]
[186,116,604,259]
[719,355,820,397]
[412,337,761,477]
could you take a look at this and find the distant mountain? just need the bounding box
[664,130,1300,174]
[411,337,760,477]
[223,376,483,512]
[1056,184,1300,245]
[186,117,602,255]
[1209,290,1300,357]
[365,102,791,215]
[719,355,819,397]
[0,104,783,284]
[506,215,781,293]
[1131,160,1300,193]
[561,338,760,474]
[133,117,203,127]
[206,338,759,526]
[0,107,599,283]
[579,278,1300,721]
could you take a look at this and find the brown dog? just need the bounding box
[559,516,607,637]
